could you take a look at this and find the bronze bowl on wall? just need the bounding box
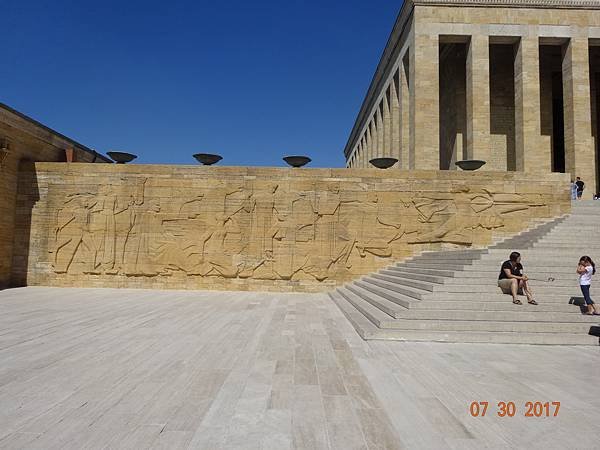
[455,159,486,171]
[193,153,223,165]
[107,151,137,164]
[369,157,398,169]
[283,156,311,168]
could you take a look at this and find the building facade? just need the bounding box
[0,103,110,288]
[344,0,600,196]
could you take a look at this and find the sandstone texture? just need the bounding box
[11,163,569,292]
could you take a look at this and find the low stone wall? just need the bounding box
[12,163,570,292]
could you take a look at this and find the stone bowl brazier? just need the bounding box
[455,159,486,171]
[107,151,137,164]
[283,156,311,168]
[369,157,398,169]
[193,153,223,165]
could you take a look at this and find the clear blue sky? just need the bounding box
[2,1,401,167]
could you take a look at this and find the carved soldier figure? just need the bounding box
[53,193,100,274]
[123,199,164,276]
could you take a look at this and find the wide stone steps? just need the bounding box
[381,266,581,286]
[330,292,598,345]
[457,263,580,271]
[346,282,416,310]
[373,277,583,294]
[409,299,581,312]
[434,282,574,294]
[357,278,429,300]
[335,290,595,327]
[338,287,589,321]
[435,278,577,287]
[414,252,487,261]
[533,243,600,248]
[369,273,437,291]
[423,292,582,303]
[331,207,600,345]
[386,266,459,277]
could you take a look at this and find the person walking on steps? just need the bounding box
[575,177,585,200]
[577,256,599,315]
[498,251,538,305]
[571,180,578,201]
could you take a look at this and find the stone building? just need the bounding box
[344,0,600,196]
[0,103,110,288]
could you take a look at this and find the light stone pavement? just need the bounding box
[0,287,598,450]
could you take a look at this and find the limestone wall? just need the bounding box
[12,163,571,292]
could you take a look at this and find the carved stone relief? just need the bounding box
[49,176,548,284]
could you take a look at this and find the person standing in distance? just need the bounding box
[577,256,599,315]
[575,177,585,200]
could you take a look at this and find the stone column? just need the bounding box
[376,108,384,158]
[361,138,366,167]
[401,55,411,168]
[514,36,546,172]
[361,137,366,167]
[383,93,391,158]
[358,137,363,167]
[563,37,596,196]
[371,120,378,162]
[410,32,439,169]
[367,124,374,166]
[466,34,491,166]
[390,75,401,166]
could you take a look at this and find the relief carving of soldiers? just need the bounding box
[191,214,239,278]
[50,175,544,286]
[408,192,472,245]
[53,193,99,274]
[123,199,165,276]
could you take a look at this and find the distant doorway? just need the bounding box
[489,42,516,171]
[438,41,467,170]
[592,46,600,195]
[539,45,566,174]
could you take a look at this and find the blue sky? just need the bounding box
[2,1,401,167]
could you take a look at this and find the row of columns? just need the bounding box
[347,32,596,193]
[348,59,410,169]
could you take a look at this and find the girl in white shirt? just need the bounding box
[577,256,599,315]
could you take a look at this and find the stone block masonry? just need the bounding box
[0,104,109,289]
[11,163,570,292]
[345,0,600,197]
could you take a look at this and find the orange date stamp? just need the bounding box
[469,401,561,417]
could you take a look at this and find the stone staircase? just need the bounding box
[330,201,600,345]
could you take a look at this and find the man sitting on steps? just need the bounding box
[497,251,538,305]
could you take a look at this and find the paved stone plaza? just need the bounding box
[0,287,598,449]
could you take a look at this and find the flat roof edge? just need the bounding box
[0,102,111,163]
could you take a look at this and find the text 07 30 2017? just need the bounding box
[469,401,561,417]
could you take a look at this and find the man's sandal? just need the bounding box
[513,299,522,305]
[528,300,538,305]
